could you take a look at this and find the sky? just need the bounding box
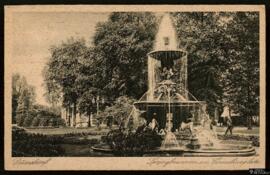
[11,12,109,105]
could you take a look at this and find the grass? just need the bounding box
[26,125,259,136]
[215,126,259,136]
[13,125,260,156]
[25,127,113,135]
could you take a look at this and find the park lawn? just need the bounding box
[60,144,114,157]
[25,127,111,135]
[60,144,93,156]
[215,126,259,136]
[25,126,259,136]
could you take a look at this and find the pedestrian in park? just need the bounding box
[218,116,223,126]
[224,116,233,136]
[210,117,217,130]
[210,117,217,138]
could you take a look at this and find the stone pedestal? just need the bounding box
[187,134,201,149]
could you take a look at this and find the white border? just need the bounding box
[4,5,266,170]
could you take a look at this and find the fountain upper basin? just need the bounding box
[148,50,186,60]
[134,101,204,109]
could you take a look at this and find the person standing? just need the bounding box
[224,116,233,136]
[210,117,217,130]
[218,116,223,127]
[210,117,217,138]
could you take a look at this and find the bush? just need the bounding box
[98,96,135,125]
[48,118,55,127]
[57,118,66,127]
[16,114,25,126]
[31,117,40,127]
[12,126,65,156]
[62,137,100,145]
[15,104,63,128]
[23,115,35,127]
[106,125,162,156]
[39,117,49,127]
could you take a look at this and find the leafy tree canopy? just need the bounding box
[43,12,259,129]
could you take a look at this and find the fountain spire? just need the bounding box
[154,13,178,51]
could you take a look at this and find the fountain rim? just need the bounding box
[147,49,187,59]
[91,145,256,156]
[148,49,187,55]
[134,101,206,105]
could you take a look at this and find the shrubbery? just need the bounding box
[15,114,25,126]
[15,105,66,128]
[12,126,65,156]
[31,117,40,127]
[105,125,162,156]
[230,116,260,127]
[23,115,35,127]
[98,96,135,126]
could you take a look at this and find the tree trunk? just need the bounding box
[247,83,252,130]
[88,114,91,127]
[65,107,68,126]
[79,112,81,127]
[73,102,77,127]
[247,115,252,130]
[68,106,72,127]
[88,109,91,127]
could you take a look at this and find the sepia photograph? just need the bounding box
[4,5,266,170]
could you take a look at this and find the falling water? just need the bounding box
[161,131,181,150]
[147,57,159,101]
[148,14,221,150]
[193,118,222,148]
[161,87,180,150]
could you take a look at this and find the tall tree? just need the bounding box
[75,12,158,123]
[43,12,259,129]
[172,12,259,121]
[76,47,105,118]
[43,64,62,107]
[172,12,228,116]
[222,12,259,129]
[44,38,87,126]
[92,12,158,99]
[12,73,22,123]
[12,74,36,125]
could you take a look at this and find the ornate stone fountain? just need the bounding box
[92,13,256,156]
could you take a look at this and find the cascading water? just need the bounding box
[160,82,180,150]
[134,13,207,150]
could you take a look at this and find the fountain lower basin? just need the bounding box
[91,145,256,157]
[91,140,256,157]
